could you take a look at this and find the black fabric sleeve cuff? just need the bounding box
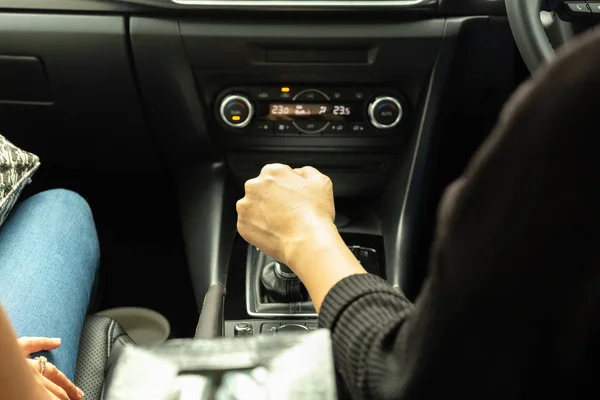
[318,273,409,330]
[318,274,414,399]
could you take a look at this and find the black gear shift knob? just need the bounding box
[274,262,296,279]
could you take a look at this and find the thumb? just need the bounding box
[18,337,62,355]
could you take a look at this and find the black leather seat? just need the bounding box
[74,316,135,400]
[73,284,223,399]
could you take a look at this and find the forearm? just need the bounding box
[0,304,47,400]
[286,222,414,398]
[285,220,367,312]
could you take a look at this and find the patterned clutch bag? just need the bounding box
[0,135,40,226]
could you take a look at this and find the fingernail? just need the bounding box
[52,338,62,343]
[77,388,85,398]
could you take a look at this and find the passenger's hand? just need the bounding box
[18,337,84,400]
[237,164,337,265]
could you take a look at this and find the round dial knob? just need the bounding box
[368,96,403,129]
[219,95,254,128]
[234,322,254,337]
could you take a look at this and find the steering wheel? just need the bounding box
[506,0,574,73]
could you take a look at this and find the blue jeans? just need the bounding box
[0,189,100,381]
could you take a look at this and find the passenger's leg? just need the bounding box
[0,189,100,380]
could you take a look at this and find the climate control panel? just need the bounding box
[215,86,407,137]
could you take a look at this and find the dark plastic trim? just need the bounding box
[175,162,239,312]
[130,17,217,163]
[0,13,158,169]
[438,0,506,16]
[195,283,225,339]
[380,17,486,295]
[0,0,140,11]
[171,0,437,10]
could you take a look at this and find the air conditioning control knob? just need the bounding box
[219,94,254,128]
[368,96,403,129]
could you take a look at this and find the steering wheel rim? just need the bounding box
[506,0,566,73]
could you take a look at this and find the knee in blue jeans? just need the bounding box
[29,189,92,215]
[23,188,100,270]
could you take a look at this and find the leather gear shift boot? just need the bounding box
[260,262,306,303]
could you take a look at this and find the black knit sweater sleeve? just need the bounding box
[318,274,414,399]
[318,26,600,400]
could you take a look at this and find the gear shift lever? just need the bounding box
[261,261,306,303]
[274,262,296,279]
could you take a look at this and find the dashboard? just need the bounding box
[0,0,519,301]
[0,0,513,193]
[0,0,505,13]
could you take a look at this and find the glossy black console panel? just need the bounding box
[224,320,319,338]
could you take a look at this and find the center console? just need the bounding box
[224,233,385,337]
[140,14,517,344]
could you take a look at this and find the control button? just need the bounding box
[294,121,328,135]
[274,121,298,135]
[306,322,319,331]
[261,323,280,335]
[330,89,370,101]
[368,96,403,129]
[248,87,278,100]
[588,2,600,12]
[323,122,346,135]
[277,88,296,100]
[360,249,372,259]
[254,121,273,135]
[234,322,254,337]
[278,324,309,334]
[353,91,365,100]
[219,95,254,128]
[331,90,355,101]
[293,89,329,101]
[348,122,368,135]
[567,2,591,13]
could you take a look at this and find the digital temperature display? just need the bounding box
[269,104,353,118]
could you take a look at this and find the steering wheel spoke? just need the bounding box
[507,0,574,73]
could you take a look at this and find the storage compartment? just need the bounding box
[0,56,52,103]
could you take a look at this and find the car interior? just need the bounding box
[0,0,595,397]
